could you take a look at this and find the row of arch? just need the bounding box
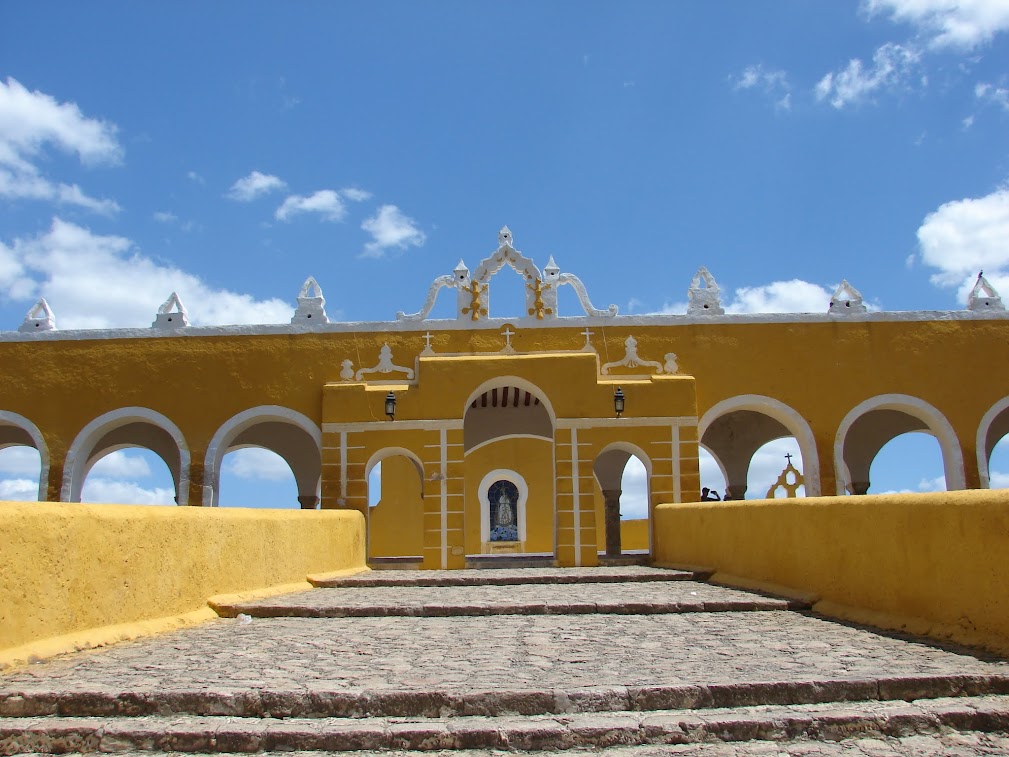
[3,391,1009,505]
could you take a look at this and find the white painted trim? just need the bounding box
[557,416,697,429]
[364,446,425,479]
[977,396,1009,488]
[462,376,557,427]
[2,308,1007,344]
[571,428,581,566]
[464,433,553,457]
[833,393,965,495]
[698,395,821,497]
[595,440,654,553]
[440,429,448,568]
[0,410,50,501]
[323,419,463,434]
[61,407,190,505]
[203,405,321,507]
[478,468,529,545]
[672,426,681,506]
[698,442,729,492]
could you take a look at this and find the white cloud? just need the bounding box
[0,478,39,501]
[276,189,346,222]
[916,474,947,492]
[815,42,921,108]
[915,186,1009,293]
[153,211,177,223]
[748,439,805,499]
[360,204,426,258]
[619,456,649,519]
[80,478,176,506]
[341,187,372,202]
[726,280,834,314]
[0,218,293,329]
[989,470,1009,488]
[0,77,121,213]
[0,446,41,476]
[865,0,1009,49]
[223,447,293,481]
[89,450,152,479]
[186,170,204,184]
[976,81,1009,110]
[226,170,287,201]
[733,64,791,110]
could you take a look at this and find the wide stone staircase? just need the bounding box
[2,566,1009,755]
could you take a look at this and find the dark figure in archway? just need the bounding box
[700,487,721,502]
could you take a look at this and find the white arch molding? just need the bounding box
[61,407,190,505]
[0,410,50,501]
[976,396,1009,488]
[462,375,557,427]
[478,468,529,545]
[594,441,653,553]
[698,395,821,497]
[833,393,965,496]
[203,405,322,507]
[698,442,729,492]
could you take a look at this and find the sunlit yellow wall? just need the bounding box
[369,454,424,558]
[653,490,1009,652]
[463,436,555,554]
[620,518,649,551]
[0,502,365,654]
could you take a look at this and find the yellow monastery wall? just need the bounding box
[620,518,649,551]
[0,502,366,667]
[369,454,424,558]
[463,436,555,554]
[653,489,1009,653]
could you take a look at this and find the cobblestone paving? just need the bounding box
[317,566,698,587]
[3,611,1005,693]
[228,580,792,616]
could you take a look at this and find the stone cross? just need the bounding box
[502,326,515,350]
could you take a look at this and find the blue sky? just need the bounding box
[1,1,1008,512]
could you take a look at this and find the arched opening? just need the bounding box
[0,445,42,501]
[869,432,946,493]
[835,395,964,495]
[698,444,727,502]
[0,411,50,501]
[62,408,189,505]
[204,406,321,508]
[463,378,555,556]
[976,397,1009,488]
[366,450,424,561]
[748,439,805,499]
[80,448,177,505]
[699,396,820,500]
[594,444,652,556]
[218,447,300,508]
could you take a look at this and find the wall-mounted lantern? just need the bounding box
[613,386,625,418]
[385,391,397,420]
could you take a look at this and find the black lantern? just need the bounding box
[613,386,625,418]
[385,391,397,420]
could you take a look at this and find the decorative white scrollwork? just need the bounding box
[967,271,1005,311]
[601,336,664,375]
[19,298,56,333]
[828,280,867,315]
[153,292,190,329]
[355,344,415,381]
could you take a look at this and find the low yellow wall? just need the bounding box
[0,502,366,665]
[620,518,649,551]
[654,490,1009,653]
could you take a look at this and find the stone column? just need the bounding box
[602,489,622,556]
[850,481,870,495]
[298,495,320,509]
[725,483,747,501]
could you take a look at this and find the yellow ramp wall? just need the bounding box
[653,490,1009,653]
[0,502,365,660]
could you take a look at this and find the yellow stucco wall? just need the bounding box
[653,489,1009,653]
[369,454,424,558]
[620,518,649,551]
[0,502,365,662]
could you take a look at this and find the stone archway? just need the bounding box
[0,410,49,501]
[365,447,425,561]
[976,396,1009,488]
[593,442,652,556]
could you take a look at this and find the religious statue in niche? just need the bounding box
[488,479,520,541]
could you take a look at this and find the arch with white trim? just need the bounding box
[0,410,50,501]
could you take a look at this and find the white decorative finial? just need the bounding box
[498,226,513,247]
[292,276,329,324]
[968,271,1004,311]
[543,255,560,281]
[828,280,867,315]
[687,267,724,315]
[19,298,56,332]
[152,292,189,329]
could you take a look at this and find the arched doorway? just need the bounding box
[0,411,48,501]
[366,448,425,563]
[976,397,1009,488]
[593,443,651,556]
[218,447,300,508]
[204,406,321,508]
[834,394,964,495]
[462,378,555,556]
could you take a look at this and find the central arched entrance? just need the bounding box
[462,378,555,557]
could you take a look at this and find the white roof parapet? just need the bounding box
[967,271,1005,312]
[828,280,867,316]
[687,267,725,315]
[291,276,329,324]
[19,298,56,332]
[152,292,190,329]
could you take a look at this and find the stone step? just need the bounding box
[214,580,803,619]
[2,695,1009,754]
[464,554,556,570]
[311,565,703,588]
[5,675,1009,720]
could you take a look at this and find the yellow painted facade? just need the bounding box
[2,234,1009,571]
